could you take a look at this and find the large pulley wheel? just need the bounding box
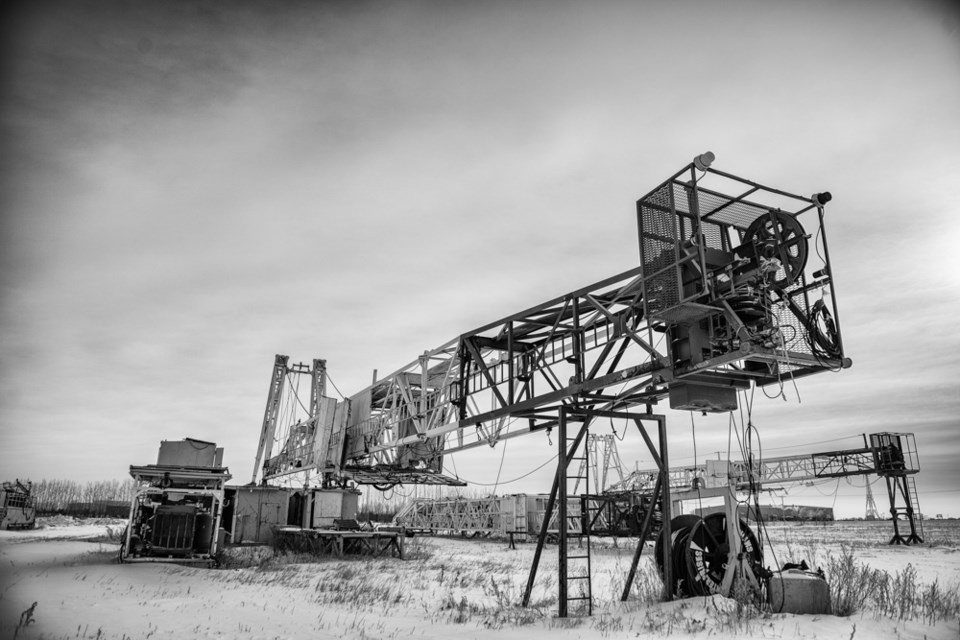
[684,513,762,596]
[743,210,808,289]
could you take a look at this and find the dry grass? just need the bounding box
[213,531,960,631]
[826,545,960,622]
[9,520,959,639]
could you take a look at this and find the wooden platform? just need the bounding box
[274,527,405,559]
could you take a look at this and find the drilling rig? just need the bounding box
[252,152,852,615]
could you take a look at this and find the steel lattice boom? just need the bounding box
[253,154,851,487]
[610,432,920,492]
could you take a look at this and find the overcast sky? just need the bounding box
[2,0,958,518]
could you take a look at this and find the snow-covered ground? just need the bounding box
[2,517,958,639]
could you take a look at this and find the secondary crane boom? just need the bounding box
[612,432,919,492]
[610,431,923,544]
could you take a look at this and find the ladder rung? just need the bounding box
[566,596,592,601]
[567,555,590,560]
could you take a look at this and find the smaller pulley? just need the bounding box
[726,293,770,327]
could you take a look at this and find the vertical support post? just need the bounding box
[210,488,225,557]
[571,297,584,386]
[419,353,428,418]
[558,408,569,618]
[898,478,913,543]
[686,167,710,299]
[252,355,289,484]
[457,340,468,422]
[507,321,515,406]
[306,358,328,487]
[311,359,327,414]
[886,476,904,544]
[815,199,847,359]
[658,414,674,601]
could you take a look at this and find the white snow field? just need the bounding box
[2,517,958,640]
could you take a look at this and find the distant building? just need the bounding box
[695,504,833,522]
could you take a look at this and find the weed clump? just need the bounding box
[825,546,960,622]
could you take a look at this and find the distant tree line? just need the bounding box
[25,478,139,516]
[21,478,514,520]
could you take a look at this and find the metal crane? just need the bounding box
[254,153,849,487]
[251,152,852,616]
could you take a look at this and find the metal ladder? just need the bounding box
[905,476,924,541]
[559,419,592,617]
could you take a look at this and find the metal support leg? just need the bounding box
[658,415,673,601]
[621,472,662,601]
[558,409,570,618]
[619,413,671,602]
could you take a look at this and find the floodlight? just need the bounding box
[693,151,715,171]
[812,192,832,206]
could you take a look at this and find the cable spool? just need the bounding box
[742,211,808,289]
[654,514,703,596]
[684,513,762,596]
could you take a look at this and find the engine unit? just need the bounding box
[122,439,231,564]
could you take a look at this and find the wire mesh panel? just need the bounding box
[638,182,681,317]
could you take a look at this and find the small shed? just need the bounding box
[223,485,360,545]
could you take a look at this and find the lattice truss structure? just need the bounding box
[252,357,333,483]
[393,494,583,536]
[610,432,921,492]
[573,433,626,495]
[393,492,658,539]
[254,155,851,487]
[608,432,924,545]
